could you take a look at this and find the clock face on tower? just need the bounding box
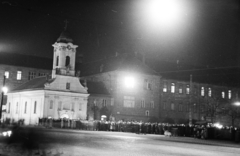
[67,45,72,51]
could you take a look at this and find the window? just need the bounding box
[16,102,18,114]
[163,82,167,92]
[102,99,107,107]
[28,72,36,80]
[66,82,70,89]
[186,85,190,94]
[38,73,46,77]
[144,79,152,90]
[63,103,70,110]
[72,103,75,111]
[222,91,225,98]
[193,104,197,113]
[56,56,59,66]
[123,96,135,108]
[24,102,27,114]
[186,103,189,112]
[150,101,154,108]
[141,99,145,108]
[111,98,114,106]
[50,100,53,109]
[171,103,175,111]
[179,84,183,94]
[171,83,175,93]
[8,102,11,113]
[163,102,166,110]
[178,104,183,112]
[228,90,232,99]
[4,71,9,79]
[145,110,150,116]
[65,56,70,66]
[201,87,205,96]
[16,71,22,80]
[34,101,37,114]
[58,101,62,110]
[208,88,211,97]
[79,103,82,111]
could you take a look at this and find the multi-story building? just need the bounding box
[159,78,240,126]
[80,53,160,122]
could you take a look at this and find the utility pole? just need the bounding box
[0,75,6,121]
[189,75,192,125]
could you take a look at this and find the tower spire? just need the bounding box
[64,19,69,30]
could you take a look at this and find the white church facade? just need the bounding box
[4,31,89,125]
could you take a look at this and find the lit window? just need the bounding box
[171,103,175,111]
[141,99,145,108]
[222,91,225,98]
[171,83,175,93]
[24,102,27,114]
[208,88,211,97]
[34,101,37,114]
[50,100,53,109]
[179,84,183,94]
[201,87,205,96]
[228,90,231,99]
[4,71,9,79]
[123,96,135,108]
[163,82,167,92]
[150,101,154,108]
[17,71,22,80]
[66,82,70,89]
[186,85,190,94]
[145,110,150,116]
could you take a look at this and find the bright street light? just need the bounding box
[2,86,8,95]
[144,0,183,27]
[124,76,135,89]
[234,102,240,106]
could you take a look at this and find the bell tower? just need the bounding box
[52,27,78,78]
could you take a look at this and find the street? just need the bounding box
[0,127,239,156]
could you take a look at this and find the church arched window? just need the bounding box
[56,56,59,66]
[65,56,70,66]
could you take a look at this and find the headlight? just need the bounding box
[2,130,12,137]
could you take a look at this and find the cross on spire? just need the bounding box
[64,19,69,30]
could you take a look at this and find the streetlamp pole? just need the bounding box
[0,75,6,121]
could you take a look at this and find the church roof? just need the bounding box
[10,76,50,92]
[87,81,110,95]
[78,53,158,76]
[56,31,73,43]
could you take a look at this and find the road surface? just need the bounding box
[0,127,239,156]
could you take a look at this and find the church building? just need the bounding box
[4,31,89,125]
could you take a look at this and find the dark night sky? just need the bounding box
[0,0,239,68]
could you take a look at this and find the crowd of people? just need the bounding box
[38,118,240,142]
